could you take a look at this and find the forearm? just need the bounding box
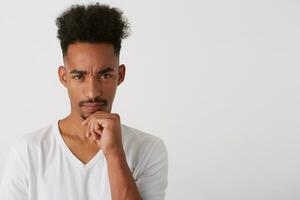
[106,151,141,200]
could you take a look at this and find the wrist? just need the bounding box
[104,148,126,161]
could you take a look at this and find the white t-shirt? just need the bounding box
[0,120,168,200]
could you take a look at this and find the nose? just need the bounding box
[85,77,102,99]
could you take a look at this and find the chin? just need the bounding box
[79,110,102,120]
[80,113,88,120]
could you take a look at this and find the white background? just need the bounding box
[0,0,299,199]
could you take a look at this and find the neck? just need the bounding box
[59,113,88,141]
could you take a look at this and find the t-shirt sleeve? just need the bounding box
[135,138,168,200]
[0,143,29,200]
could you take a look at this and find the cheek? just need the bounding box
[67,84,83,102]
[101,84,117,96]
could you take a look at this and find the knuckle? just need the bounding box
[113,113,120,119]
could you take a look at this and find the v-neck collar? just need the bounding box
[53,120,104,170]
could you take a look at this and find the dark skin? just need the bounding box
[58,42,141,200]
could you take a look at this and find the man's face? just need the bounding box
[58,42,125,120]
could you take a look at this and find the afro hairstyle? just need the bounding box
[56,3,130,56]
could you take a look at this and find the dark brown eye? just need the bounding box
[73,75,83,80]
[100,74,112,79]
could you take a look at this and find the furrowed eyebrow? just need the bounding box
[69,69,87,75]
[69,67,115,75]
[98,67,115,74]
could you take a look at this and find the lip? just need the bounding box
[81,103,103,113]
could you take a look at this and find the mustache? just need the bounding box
[79,97,108,107]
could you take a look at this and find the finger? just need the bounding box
[82,117,90,126]
[85,118,93,138]
[85,127,90,138]
[89,117,96,138]
[95,125,103,135]
[92,130,101,141]
[94,132,101,140]
[91,132,96,141]
[82,115,93,126]
[89,112,118,120]
[91,119,100,140]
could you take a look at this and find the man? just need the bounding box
[0,3,168,200]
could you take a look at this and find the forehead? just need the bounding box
[64,42,118,69]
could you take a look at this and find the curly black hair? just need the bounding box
[56,3,130,56]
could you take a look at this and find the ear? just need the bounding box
[58,66,68,88]
[117,64,126,86]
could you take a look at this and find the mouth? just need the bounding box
[81,103,105,113]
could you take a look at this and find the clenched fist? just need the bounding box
[81,111,124,157]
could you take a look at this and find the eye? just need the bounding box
[100,73,112,79]
[73,75,84,80]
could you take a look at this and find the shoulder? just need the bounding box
[121,123,166,151]
[10,122,56,154]
[120,124,168,165]
[3,122,56,176]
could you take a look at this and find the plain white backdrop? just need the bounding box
[0,0,299,199]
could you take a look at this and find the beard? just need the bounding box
[78,97,108,120]
[80,113,88,120]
